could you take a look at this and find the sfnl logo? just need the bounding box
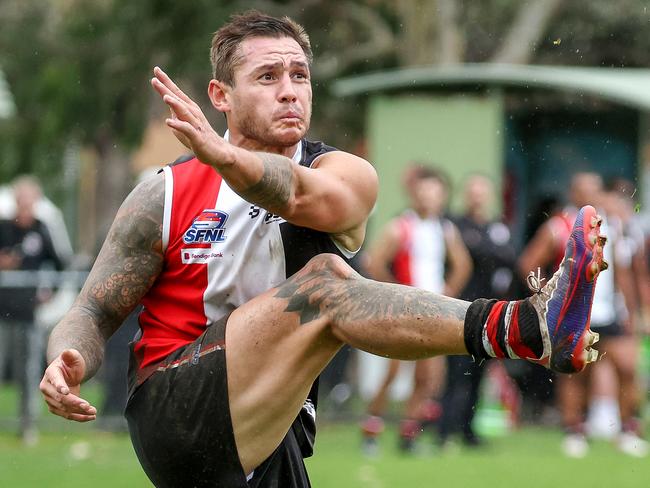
[183,209,229,244]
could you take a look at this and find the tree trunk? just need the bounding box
[491,0,563,64]
[436,0,464,65]
[311,1,395,79]
[93,129,132,248]
[395,0,439,66]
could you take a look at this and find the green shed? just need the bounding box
[333,64,650,247]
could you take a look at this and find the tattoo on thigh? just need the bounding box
[274,266,469,326]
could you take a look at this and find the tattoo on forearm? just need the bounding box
[48,176,165,379]
[274,257,469,328]
[241,153,293,210]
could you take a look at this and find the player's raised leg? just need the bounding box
[227,205,607,472]
[225,253,468,473]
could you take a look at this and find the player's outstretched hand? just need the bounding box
[151,66,230,168]
[39,349,97,422]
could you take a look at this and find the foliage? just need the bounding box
[0,0,235,198]
[0,0,648,203]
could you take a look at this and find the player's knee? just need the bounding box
[300,254,358,334]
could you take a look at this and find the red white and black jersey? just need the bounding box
[135,139,354,369]
[391,210,447,293]
[131,139,353,464]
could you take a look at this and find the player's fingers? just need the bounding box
[151,76,180,105]
[39,379,63,405]
[151,76,170,98]
[58,393,97,415]
[44,392,97,420]
[47,403,96,422]
[152,78,198,120]
[40,367,70,396]
[66,412,97,422]
[43,394,66,412]
[170,128,193,151]
[165,117,198,137]
[153,66,195,105]
[162,94,199,124]
[43,380,97,414]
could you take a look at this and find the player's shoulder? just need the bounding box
[119,169,165,222]
[134,167,165,195]
[439,214,459,231]
[386,211,414,237]
[302,138,338,161]
[547,210,574,234]
[303,138,374,171]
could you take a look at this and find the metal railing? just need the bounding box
[0,270,89,288]
[0,269,87,444]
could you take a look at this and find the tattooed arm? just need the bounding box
[228,149,376,249]
[150,67,377,252]
[40,174,165,421]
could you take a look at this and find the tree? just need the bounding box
[0,0,234,247]
[1,0,648,250]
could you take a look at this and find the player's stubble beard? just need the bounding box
[238,105,311,150]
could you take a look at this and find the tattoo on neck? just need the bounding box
[241,153,293,210]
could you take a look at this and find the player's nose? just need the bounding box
[277,73,297,103]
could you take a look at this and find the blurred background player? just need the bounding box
[585,179,650,452]
[438,173,517,448]
[519,171,648,457]
[360,164,472,453]
[0,176,66,443]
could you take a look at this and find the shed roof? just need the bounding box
[333,64,650,110]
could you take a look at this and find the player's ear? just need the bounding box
[208,80,231,113]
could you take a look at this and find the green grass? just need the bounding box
[2,384,650,487]
[308,425,650,488]
[0,431,150,487]
[2,422,650,487]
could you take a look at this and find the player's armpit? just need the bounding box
[47,173,166,380]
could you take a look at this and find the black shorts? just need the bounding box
[125,315,312,488]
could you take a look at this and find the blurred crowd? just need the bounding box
[0,175,131,442]
[332,163,650,459]
[1,164,649,455]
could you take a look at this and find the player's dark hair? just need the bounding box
[408,162,450,192]
[210,10,312,86]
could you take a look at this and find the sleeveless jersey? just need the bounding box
[135,139,353,368]
[391,210,447,293]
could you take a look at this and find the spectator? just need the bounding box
[360,164,472,453]
[0,175,65,443]
[438,173,517,448]
[519,171,648,458]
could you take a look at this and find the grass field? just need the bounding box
[1,378,650,488]
[2,423,650,487]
